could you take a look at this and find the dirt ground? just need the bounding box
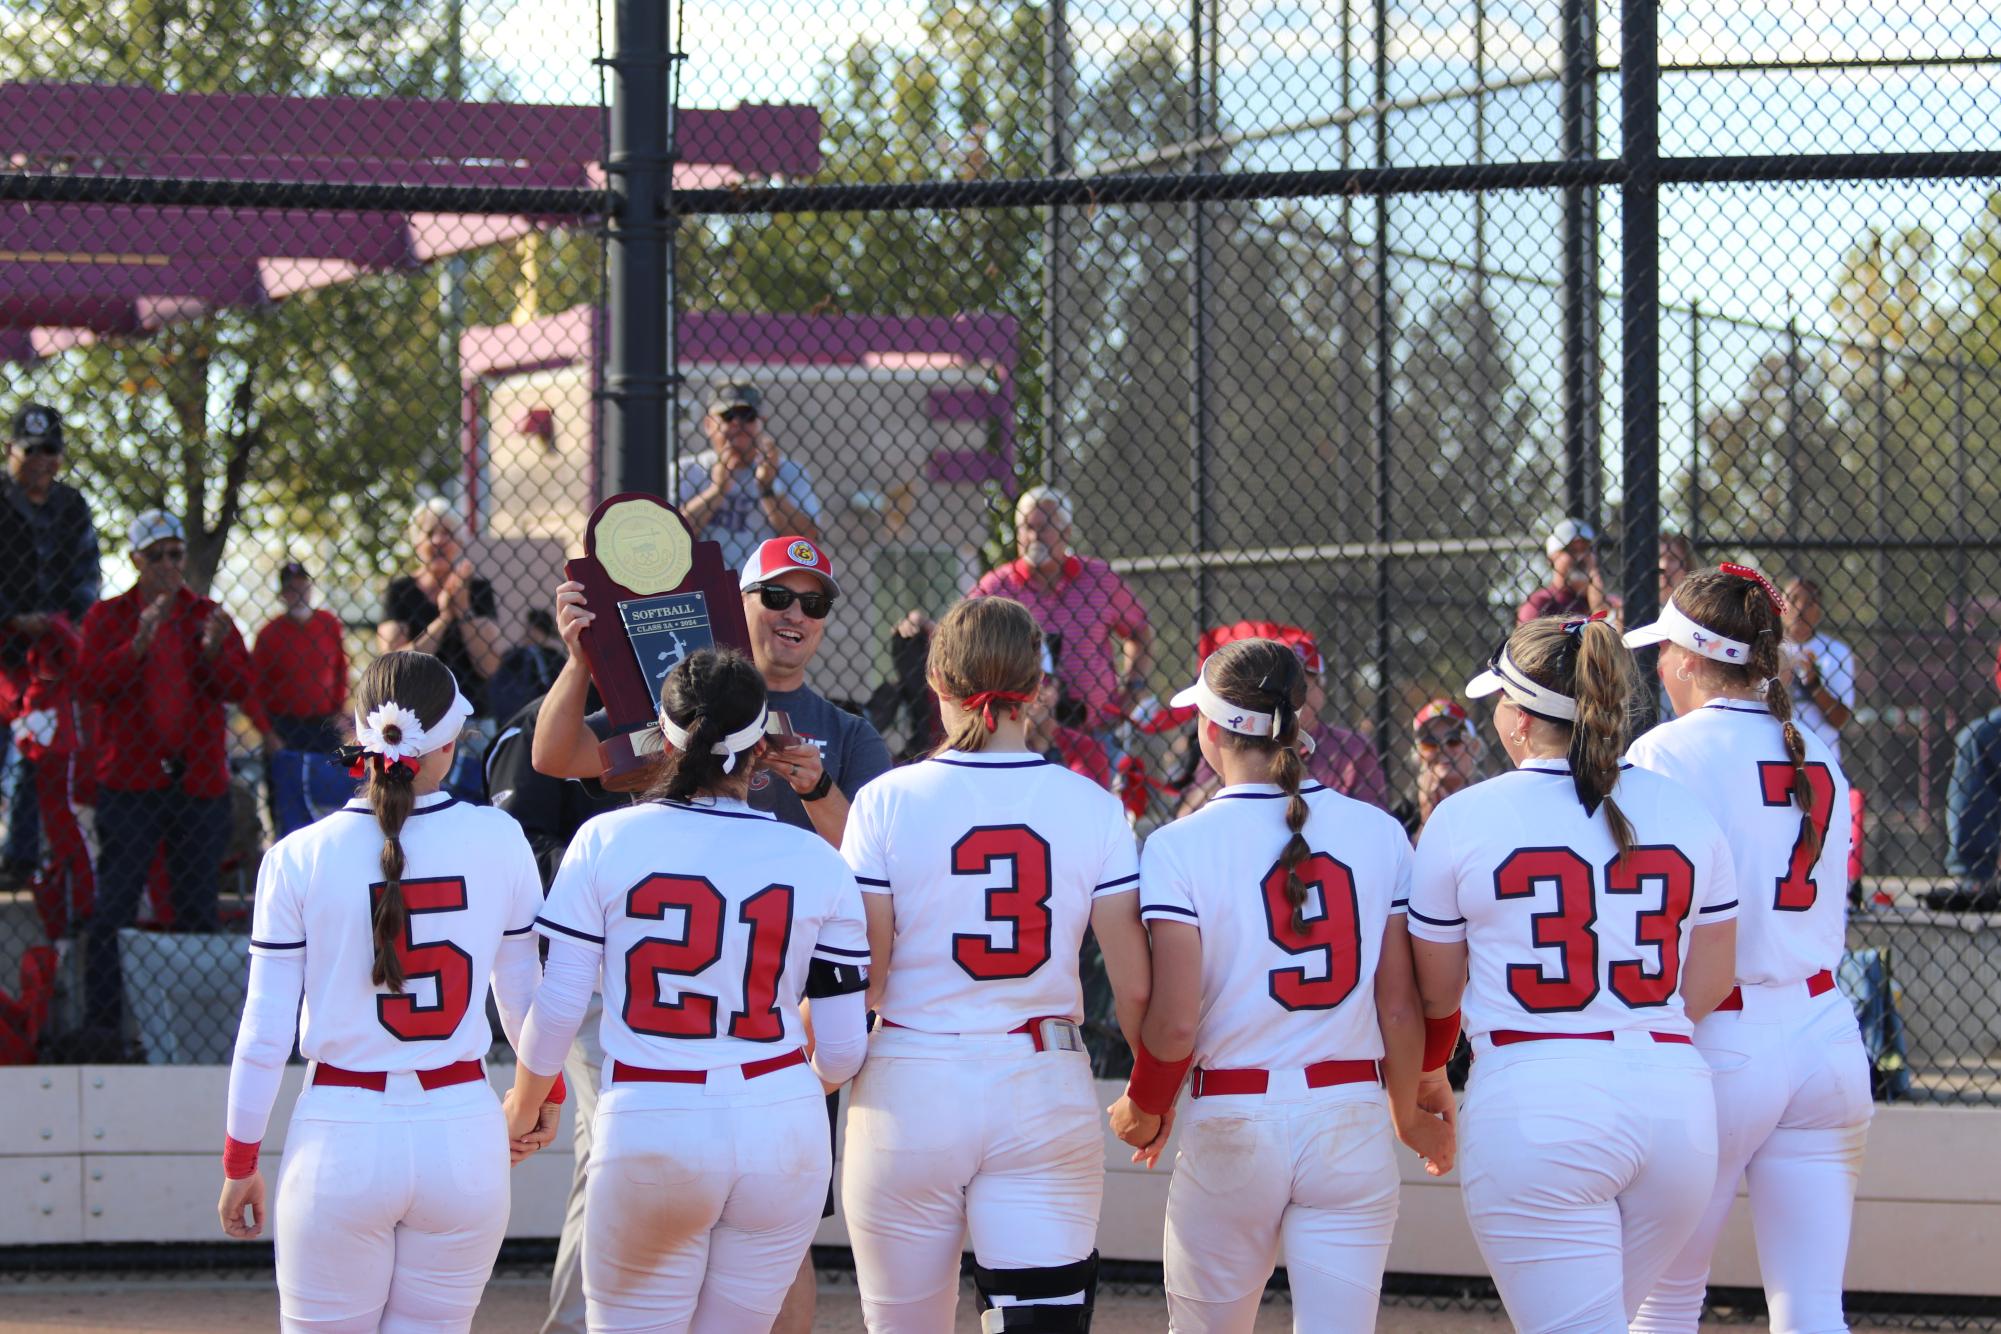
[0,1273,1916,1332]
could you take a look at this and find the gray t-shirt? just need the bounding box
[676,449,823,574]
[586,682,889,833]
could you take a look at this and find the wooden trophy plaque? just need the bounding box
[564,493,754,791]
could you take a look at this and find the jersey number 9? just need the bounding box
[1261,852,1363,1011]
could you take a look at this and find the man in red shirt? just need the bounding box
[248,561,349,835]
[77,510,251,1048]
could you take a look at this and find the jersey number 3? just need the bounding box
[1493,847,1696,1012]
[374,877,474,1042]
[1758,760,1837,912]
[624,875,793,1041]
[952,826,1054,981]
[1262,853,1363,1010]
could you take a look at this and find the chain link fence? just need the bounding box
[1,0,1999,1305]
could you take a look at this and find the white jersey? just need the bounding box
[1408,759,1738,1040]
[1139,782,1412,1071]
[247,792,543,1069]
[536,797,867,1071]
[1626,699,1852,986]
[841,749,1138,1032]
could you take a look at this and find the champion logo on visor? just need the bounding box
[788,540,819,566]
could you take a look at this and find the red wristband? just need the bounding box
[1124,1037,1193,1117]
[1422,1011,1462,1072]
[222,1136,261,1180]
[545,1073,567,1106]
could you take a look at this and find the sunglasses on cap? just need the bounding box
[143,545,188,565]
[17,441,61,457]
[719,407,759,424]
[752,584,834,619]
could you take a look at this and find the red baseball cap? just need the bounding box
[1195,620,1325,675]
[739,536,840,596]
[1413,697,1472,736]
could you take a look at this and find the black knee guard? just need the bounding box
[972,1250,1099,1331]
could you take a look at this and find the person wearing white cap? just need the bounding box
[218,649,559,1329]
[1517,517,1617,625]
[504,645,869,1333]
[677,382,824,571]
[531,534,889,1334]
[1622,566,1868,1334]
[1107,635,1450,1332]
[1407,614,1738,1334]
[76,508,252,1056]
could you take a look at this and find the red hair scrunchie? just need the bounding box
[959,689,1034,733]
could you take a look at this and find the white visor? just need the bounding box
[1466,644,1579,723]
[1622,600,1752,665]
[1169,654,1278,738]
[661,703,769,774]
[352,684,474,763]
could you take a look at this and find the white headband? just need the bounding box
[352,685,474,763]
[1622,600,1753,665]
[660,703,770,774]
[1169,655,1278,738]
[1466,644,1579,722]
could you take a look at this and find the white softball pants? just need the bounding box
[1162,1078,1400,1333]
[1630,983,1873,1334]
[273,1078,509,1333]
[1459,1034,1718,1334]
[842,1027,1105,1333]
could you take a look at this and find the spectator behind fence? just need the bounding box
[78,510,251,1055]
[1783,577,1856,762]
[1025,641,1111,789]
[971,485,1154,732]
[0,404,101,890]
[486,608,565,727]
[1174,621,1390,815]
[1393,698,1487,837]
[2,617,94,942]
[676,382,823,572]
[1940,644,2001,912]
[1517,517,1617,624]
[249,561,348,755]
[377,498,501,716]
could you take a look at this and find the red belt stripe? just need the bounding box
[1190,1058,1380,1098]
[611,1048,806,1086]
[1713,968,1835,1013]
[1488,1030,1694,1047]
[312,1058,484,1091]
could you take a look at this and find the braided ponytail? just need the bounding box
[1746,586,1823,860]
[1205,639,1315,931]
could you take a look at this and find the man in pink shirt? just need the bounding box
[971,485,1154,730]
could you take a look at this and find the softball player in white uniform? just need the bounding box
[218,652,553,1333]
[840,596,1152,1332]
[505,647,870,1334]
[1626,566,1870,1334]
[1408,615,1741,1334]
[1109,637,1452,1333]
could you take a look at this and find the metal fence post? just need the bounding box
[1188,0,1217,633]
[1687,303,1702,552]
[1561,0,1597,523]
[605,0,672,497]
[1619,0,1660,633]
[1372,0,1394,750]
[1041,0,1069,490]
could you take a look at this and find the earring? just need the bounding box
[1675,660,1696,683]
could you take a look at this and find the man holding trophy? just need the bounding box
[530,494,889,1334]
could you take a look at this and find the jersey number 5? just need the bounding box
[374,877,474,1042]
[624,875,794,1041]
[951,825,1054,981]
[1758,760,1836,912]
[1261,853,1363,1010]
[1493,846,1696,1012]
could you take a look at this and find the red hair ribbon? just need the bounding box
[960,689,1034,733]
[1719,563,1787,615]
[1560,609,1611,635]
[339,748,421,781]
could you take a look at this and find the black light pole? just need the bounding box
[1559,0,1597,524]
[604,0,674,496]
[1620,0,1661,634]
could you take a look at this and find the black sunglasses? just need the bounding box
[144,546,187,565]
[753,584,834,619]
[18,442,60,457]
[1417,731,1469,751]
[719,407,759,424]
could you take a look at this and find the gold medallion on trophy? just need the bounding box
[594,497,692,595]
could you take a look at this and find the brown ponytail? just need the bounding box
[1675,567,1821,860]
[927,597,1044,756]
[1507,616,1637,857]
[646,648,767,804]
[346,652,458,994]
[1205,639,1314,931]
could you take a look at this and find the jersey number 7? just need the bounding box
[624,874,793,1041]
[1758,760,1836,912]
